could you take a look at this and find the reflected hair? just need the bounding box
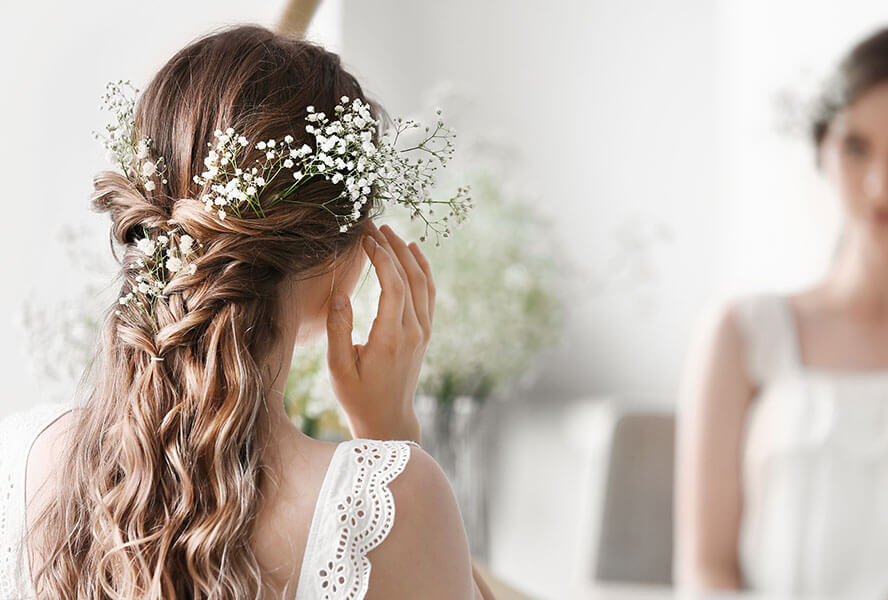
[26,24,387,599]
[812,26,888,165]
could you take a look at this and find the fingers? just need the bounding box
[362,232,405,333]
[378,224,432,339]
[366,222,420,328]
[407,241,436,324]
[326,292,356,378]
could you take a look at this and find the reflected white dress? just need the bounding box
[735,293,888,598]
[0,400,419,599]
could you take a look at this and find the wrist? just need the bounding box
[349,413,422,446]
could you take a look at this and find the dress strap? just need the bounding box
[295,438,419,600]
[734,293,801,384]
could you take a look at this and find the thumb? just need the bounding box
[326,292,356,376]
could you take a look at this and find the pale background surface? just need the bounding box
[3,2,888,598]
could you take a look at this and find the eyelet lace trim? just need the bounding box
[314,439,419,599]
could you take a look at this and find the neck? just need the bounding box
[825,226,888,313]
[259,330,302,442]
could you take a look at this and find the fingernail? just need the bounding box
[332,294,346,310]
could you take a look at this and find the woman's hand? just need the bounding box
[325,221,435,444]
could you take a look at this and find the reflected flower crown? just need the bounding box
[92,80,471,330]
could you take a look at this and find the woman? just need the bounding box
[674,27,888,597]
[0,24,495,599]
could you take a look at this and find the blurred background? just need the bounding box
[3,1,888,599]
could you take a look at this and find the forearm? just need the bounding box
[472,559,497,600]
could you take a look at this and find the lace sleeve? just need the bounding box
[304,438,419,600]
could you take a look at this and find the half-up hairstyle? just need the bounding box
[26,23,388,599]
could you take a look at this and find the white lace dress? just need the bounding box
[735,293,888,598]
[0,400,419,600]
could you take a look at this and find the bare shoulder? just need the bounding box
[364,442,476,600]
[25,408,77,523]
[695,297,747,349]
[683,298,750,380]
[678,296,758,420]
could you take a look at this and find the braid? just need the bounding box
[27,24,386,599]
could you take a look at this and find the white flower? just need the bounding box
[218,209,226,220]
[179,234,194,254]
[135,139,150,159]
[136,238,156,256]
[266,151,275,160]
[141,160,157,178]
[166,256,183,272]
[283,159,294,168]
[284,134,293,143]
[138,281,151,293]
[188,263,197,275]
[238,135,249,146]
[158,235,169,245]
[256,141,266,150]
[144,180,156,191]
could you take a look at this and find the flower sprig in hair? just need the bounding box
[115,226,202,333]
[91,80,168,192]
[193,95,472,244]
[95,79,472,330]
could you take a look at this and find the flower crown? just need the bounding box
[92,79,471,332]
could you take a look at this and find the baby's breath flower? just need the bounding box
[136,238,156,256]
[93,80,169,193]
[116,225,199,333]
[189,95,470,241]
[166,256,183,272]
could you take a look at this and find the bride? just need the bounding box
[674,25,888,597]
[0,24,495,599]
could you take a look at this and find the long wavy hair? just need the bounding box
[26,24,388,599]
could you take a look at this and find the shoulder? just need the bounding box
[361,440,476,600]
[685,295,756,365]
[680,295,764,413]
[25,407,77,516]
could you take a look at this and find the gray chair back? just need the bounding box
[594,411,675,585]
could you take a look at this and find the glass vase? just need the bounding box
[414,393,490,563]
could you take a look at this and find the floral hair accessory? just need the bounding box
[94,79,470,331]
[92,80,168,193]
[193,95,472,243]
[114,225,202,331]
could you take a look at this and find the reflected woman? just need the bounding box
[674,27,888,597]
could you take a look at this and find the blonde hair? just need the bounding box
[27,24,385,599]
